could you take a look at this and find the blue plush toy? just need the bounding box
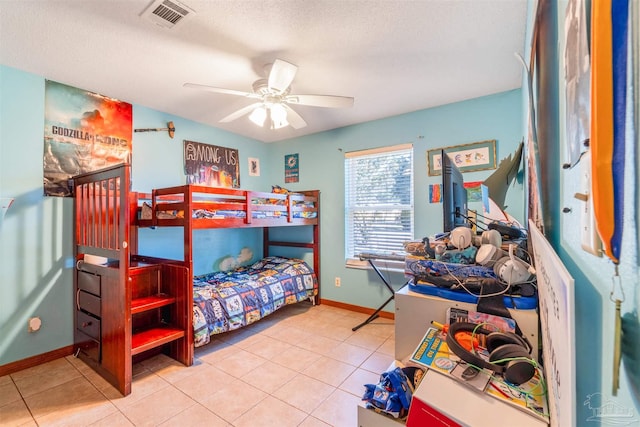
[362,367,425,419]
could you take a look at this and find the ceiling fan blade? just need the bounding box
[183,83,259,99]
[219,102,263,123]
[285,94,354,108]
[282,104,307,129]
[268,59,298,94]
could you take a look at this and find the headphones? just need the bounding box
[446,321,535,385]
[474,229,504,266]
[475,244,505,266]
[493,244,536,284]
[450,226,473,249]
[472,229,502,248]
[481,229,502,247]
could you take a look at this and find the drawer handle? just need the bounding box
[76,289,81,311]
[82,321,92,327]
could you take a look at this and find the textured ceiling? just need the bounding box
[0,0,528,143]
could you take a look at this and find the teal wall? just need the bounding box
[269,90,524,311]
[520,1,640,425]
[0,64,523,367]
[0,66,74,367]
[553,1,640,425]
[128,104,275,276]
[0,66,272,364]
[6,13,637,419]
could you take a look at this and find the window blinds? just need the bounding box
[345,144,414,258]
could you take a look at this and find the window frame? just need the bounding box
[344,143,414,267]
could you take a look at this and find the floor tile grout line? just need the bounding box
[7,374,39,426]
[5,305,392,427]
[226,386,270,425]
[68,355,131,427]
[15,356,109,426]
[151,398,200,427]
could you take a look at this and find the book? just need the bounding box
[408,327,491,392]
[485,369,550,422]
[409,327,550,423]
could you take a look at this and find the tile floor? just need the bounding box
[1,303,395,426]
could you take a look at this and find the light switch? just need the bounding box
[579,151,602,256]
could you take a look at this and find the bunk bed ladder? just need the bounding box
[262,190,321,303]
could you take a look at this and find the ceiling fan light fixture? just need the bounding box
[186,58,349,131]
[249,106,267,127]
[270,103,289,129]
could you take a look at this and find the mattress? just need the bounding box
[140,201,317,220]
[192,256,318,347]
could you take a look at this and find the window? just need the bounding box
[345,143,414,259]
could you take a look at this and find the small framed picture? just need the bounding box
[285,153,299,183]
[427,139,497,176]
[248,157,260,176]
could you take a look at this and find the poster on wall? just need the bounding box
[248,157,260,176]
[463,181,483,202]
[183,140,239,188]
[285,153,299,183]
[429,184,441,203]
[43,80,132,197]
[429,182,482,203]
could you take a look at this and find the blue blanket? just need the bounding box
[192,256,318,347]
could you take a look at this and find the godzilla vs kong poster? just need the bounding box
[43,80,132,197]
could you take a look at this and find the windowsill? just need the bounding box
[345,257,406,273]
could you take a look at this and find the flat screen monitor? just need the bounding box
[442,150,468,232]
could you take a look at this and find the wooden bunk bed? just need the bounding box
[72,163,320,396]
[137,183,321,349]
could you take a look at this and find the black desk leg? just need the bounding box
[352,260,397,331]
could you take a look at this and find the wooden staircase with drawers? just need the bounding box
[72,164,192,396]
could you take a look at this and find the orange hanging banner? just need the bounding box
[590,0,617,263]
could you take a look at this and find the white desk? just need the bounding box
[394,285,539,362]
[406,370,548,427]
[357,403,406,427]
[358,285,542,427]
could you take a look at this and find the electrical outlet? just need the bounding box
[334,277,341,287]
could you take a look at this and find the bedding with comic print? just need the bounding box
[192,256,318,347]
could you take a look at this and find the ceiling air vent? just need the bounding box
[140,0,195,29]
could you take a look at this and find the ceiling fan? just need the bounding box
[184,59,354,130]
